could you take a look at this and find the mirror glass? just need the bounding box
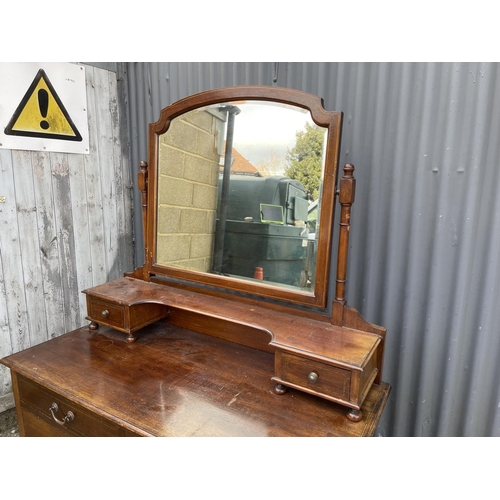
[156,100,327,293]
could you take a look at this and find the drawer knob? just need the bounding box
[102,310,110,318]
[308,371,319,383]
[49,402,74,426]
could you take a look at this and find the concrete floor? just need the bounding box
[0,408,20,437]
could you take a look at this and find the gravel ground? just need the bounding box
[0,408,20,437]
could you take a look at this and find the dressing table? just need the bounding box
[1,86,390,436]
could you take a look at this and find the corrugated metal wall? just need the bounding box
[124,62,500,436]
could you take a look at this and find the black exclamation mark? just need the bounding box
[38,89,49,130]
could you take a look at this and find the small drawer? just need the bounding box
[87,297,125,330]
[279,352,351,401]
[17,375,135,437]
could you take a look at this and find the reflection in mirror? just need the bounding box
[157,101,327,292]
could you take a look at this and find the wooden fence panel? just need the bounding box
[0,64,133,412]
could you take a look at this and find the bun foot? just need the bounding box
[347,408,363,422]
[126,335,137,343]
[273,383,287,395]
[89,321,99,331]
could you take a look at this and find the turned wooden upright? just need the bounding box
[329,163,386,393]
[138,160,149,281]
[332,163,356,326]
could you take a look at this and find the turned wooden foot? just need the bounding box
[89,321,99,331]
[273,383,287,395]
[347,408,363,422]
[126,334,137,343]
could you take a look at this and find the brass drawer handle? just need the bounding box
[308,371,319,383]
[49,403,74,426]
[102,310,110,318]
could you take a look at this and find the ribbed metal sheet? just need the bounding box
[124,62,500,436]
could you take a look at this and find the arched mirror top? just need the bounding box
[144,86,343,309]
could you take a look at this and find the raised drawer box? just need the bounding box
[278,352,352,400]
[272,341,380,421]
[84,283,171,342]
[87,297,125,330]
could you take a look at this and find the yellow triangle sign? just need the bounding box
[4,69,82,141]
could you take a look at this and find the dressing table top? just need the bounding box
[2,322,390,437]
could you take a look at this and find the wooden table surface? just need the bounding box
[2,322,390,437]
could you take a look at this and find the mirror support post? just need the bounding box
[138,161,149,279]
[332,164,356,325]
[213,106,240,274]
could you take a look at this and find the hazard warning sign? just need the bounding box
[0,63,89,154]
[5,68,83,141]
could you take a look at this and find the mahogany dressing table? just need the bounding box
[1,86,390,436]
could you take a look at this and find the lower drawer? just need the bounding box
[17,375,138,437]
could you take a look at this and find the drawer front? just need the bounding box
[280,352,351,401]
[88,297,125,330]
[17,375,138,437]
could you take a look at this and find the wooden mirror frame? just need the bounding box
[139,86,343,309]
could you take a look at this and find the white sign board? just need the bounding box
[0,62,89,154]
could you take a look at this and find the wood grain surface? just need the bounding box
[2,323,390,437]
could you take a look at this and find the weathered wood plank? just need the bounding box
[50,153,81,332]
[0,250,13,358]
[116,68,134,274]
[0,239,14,411]
[11,150,48,346]
[68,152,93,325]
[109,68,134,277]
[94,69,120,282]
[0,150,30,354]
[31,151,66,340]
[83,66,107,286]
